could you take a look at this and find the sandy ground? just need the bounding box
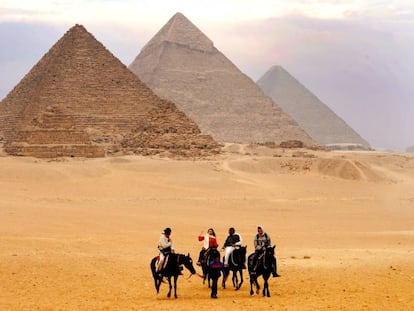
[0,144,413,310]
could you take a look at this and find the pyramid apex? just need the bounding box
[143,12,214,52]
[267,65,287,73]
[68,24,87,32]
[172,12,186,18]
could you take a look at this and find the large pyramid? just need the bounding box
[0,24,219,158]
[129,13,314,146]
[257,66,370,149]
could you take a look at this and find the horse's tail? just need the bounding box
[150,257,158,277]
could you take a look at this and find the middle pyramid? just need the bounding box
[129,13,314,146]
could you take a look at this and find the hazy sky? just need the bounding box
[1,0,413,151]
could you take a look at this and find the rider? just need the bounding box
[222,227,243,267]
[197,228,218,266]
[157,227,174,274]
[251,226,279,277]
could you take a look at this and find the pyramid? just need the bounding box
[257,66,370,149]
[0,24,219,158]
[129,13,314,146]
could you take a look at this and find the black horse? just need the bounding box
[222,246,246,290]
[200,247,220,287]
[248,245,275,297]
[150,252,196,298]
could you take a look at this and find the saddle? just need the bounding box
[248,251,265,272]
[156,253,170,271]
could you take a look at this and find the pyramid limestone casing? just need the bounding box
[129,13,314,146]
[0,24,219,158]
[257,66,370,149]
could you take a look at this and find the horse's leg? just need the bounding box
[151,260,161,294]
[255,278,260,295]
[263,274,270,297]
[236,269,243,290]
[249,273,258,296]
[232,271,237,289]
[222,267,229,289]
[167,277,172,298]
[174,275,178,299]
[154,277,161,294]
[202,266,206,285]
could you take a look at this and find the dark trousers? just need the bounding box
[211,277,218,297]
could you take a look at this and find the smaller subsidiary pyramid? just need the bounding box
[257,66,370,149]
[0,24,219,158]
[129,13,314,146]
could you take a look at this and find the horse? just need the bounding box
[150,252,196,298]
[248,245,275,297]
[222,246,246,290]
[200,247,220,287]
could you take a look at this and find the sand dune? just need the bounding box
[0,146,413,310]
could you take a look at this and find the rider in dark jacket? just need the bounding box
[222,227,243,267]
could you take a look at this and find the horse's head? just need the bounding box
[240,246,247,255]
[209,248,220,259]
[265,245,275,257]
[181,253,196,275]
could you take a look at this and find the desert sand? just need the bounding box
[0,144,413,310]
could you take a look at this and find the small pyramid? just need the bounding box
[257,66,370,149]
[0,24,219,158]
[129,13,314,146]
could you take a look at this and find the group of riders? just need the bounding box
[156,225,280,279]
